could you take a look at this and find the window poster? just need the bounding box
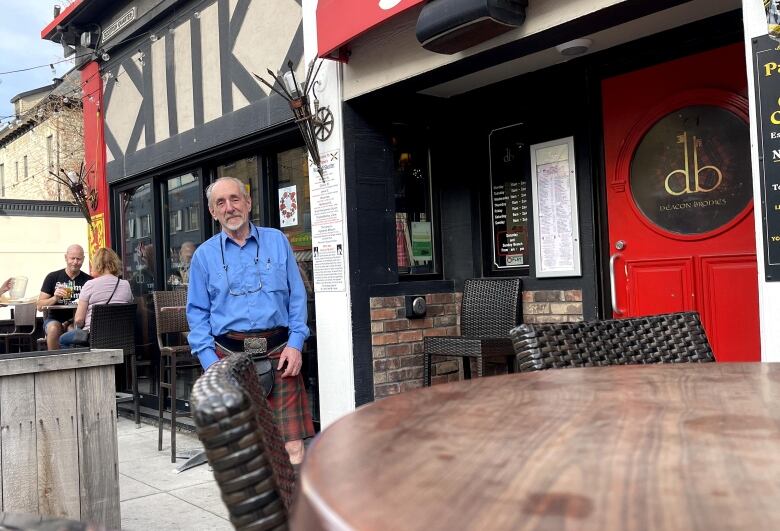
[278,185,298,228]
[489,123,530,269]
[530,137,582,278]
[411,221,433,261]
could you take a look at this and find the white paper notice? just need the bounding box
[278,185,298,228]
[536,160,575,272]
[310,150,346,292]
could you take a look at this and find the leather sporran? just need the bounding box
[244,337,275,398]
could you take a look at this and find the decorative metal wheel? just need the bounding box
[314,107,334,141]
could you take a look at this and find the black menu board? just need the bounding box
[489,124,530,269]
[754,35,780,281]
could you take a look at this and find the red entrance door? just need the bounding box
[602,44,760,362]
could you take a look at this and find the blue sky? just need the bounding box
[0,2,74,124]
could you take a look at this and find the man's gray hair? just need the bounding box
[205,177,249,207]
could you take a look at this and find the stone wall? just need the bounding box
[369,288,584,399]
[0,106,83,200]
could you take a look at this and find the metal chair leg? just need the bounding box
[170,354,177,463]
[158,354,165,451]
[424,352,432,386]
[131,353,140,425]
[476,356,483,378]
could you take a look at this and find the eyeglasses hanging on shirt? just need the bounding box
[220,226,267,296]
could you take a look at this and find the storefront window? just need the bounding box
[392,125,436,275]
[120,183,156,295]
[217,156,263,225]
[163,172,203,290]
[118,183,156,399]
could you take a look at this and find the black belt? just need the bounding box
[216,327,288,353]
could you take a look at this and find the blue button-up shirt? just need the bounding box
[186,224,309,369]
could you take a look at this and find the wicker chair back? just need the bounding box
[461,278,522,338]
[152,290,189,339]
[511,311,715,372]
[191,352,295,529]
[89,303,137,356]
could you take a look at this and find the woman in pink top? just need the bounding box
[60,248,134,347]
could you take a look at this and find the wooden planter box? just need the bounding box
[0,348,123,529]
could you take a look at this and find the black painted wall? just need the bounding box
[342,100,397,406]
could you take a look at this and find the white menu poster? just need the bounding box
[530,137,582,277]
[310,150,346,292]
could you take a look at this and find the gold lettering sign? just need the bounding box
[664,132,723,196]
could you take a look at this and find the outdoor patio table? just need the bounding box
[294,363,780,531]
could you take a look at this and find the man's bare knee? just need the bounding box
[46,322,63,349]
[285,439,304,465]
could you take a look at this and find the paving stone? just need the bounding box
[170,481,230,520]
[121,492,232,531]
[119,473,161,502]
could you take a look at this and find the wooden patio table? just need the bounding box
[294,362,780,531]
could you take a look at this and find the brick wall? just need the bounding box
[370,292,461,399]
[369,288,584,399]
[522,290,583,323]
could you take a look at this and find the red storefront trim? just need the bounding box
[316,0,424,58]
[41,0,86,39]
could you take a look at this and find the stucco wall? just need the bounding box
[0,214,89,319]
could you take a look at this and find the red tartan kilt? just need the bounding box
[215,342,314,442]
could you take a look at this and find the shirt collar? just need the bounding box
[220,222,259,250]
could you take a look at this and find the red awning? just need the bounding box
[316,0,424,58]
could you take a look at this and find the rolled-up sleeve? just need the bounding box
[186,252,219,369]
[285,240,309,351]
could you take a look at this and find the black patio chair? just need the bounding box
[191,351,295,530]
[510,311,714,371]
[90,302,139,424]
[423,278,522,386]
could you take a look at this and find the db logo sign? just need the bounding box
[378,0,402,9]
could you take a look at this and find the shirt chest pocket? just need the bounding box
[261,263,287,292]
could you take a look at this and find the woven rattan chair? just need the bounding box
[510,311,715,371]
[191,351,295,530]
[153,290,201,462]
[423,278,522,386]
[90,302,139,424]
[0,303,37,353]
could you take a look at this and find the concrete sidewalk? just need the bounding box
[117,416,232,530]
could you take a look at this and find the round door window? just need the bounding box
[629,105,751,235]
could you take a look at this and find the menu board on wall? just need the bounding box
[754,35,780,281]
[489,124,530,269]
[530,137,581,278]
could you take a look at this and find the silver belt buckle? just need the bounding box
[244,337,268,360]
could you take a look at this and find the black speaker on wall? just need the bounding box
[416,0,528,54]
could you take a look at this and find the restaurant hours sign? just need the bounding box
[489,124,530,269]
